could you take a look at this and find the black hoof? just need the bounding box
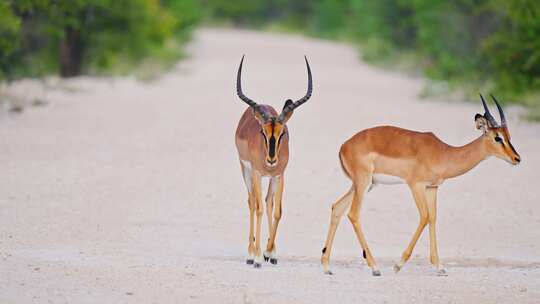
[246,259,254,265]
[253,262,262,269]
[324,270,333,275]
[270,258,278,265]
[372,270,381,276]
[263,255,269,262]
[437,268,448,276]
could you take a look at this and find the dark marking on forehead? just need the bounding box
[259,118,278,159]
[269,133,276,158]
[261,116,286,161]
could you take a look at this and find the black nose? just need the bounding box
[268,159,276,164]
[514,156,521,163]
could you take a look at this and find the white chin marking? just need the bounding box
[506,159,517,166]
[372,174,405,185]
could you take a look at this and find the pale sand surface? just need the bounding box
[1,28,540,303]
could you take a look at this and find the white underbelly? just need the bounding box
[372,173,405,185]
[240,159,280,194]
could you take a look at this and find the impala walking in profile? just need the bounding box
[321,94,521,276]
[235,55,312,268]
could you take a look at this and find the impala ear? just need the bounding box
[475,113,488,134]
[252,107,267,125]
[279,99,294,123]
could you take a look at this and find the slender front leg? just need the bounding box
[251,171,264,268]
[247,192,256,264]
[263,177,275,263]
[347,176,380,276]
[321,187,354,274]
[426,186,446,275]
[394,183,429,273]
[265,175,283,264]
[240,161,256,265]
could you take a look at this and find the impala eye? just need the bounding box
[495,136,503,143]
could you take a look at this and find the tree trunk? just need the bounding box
[59,27,83,77]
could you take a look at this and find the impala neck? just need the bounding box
[442,135,489,179]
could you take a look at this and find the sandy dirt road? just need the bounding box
[1,28,540,303]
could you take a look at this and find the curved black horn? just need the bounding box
[236,55,257,108]
[236,55,268,120]
[490,94,506,126]
[479,93,499,127]
[294,56,313,107]
[279,56,313,121]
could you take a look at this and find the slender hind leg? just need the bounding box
[240,162,256,264]
[348,174,380,276]
[426,186,447,275]
[265,175,283,265]
[321,187,354,274]
[394,183,429,273]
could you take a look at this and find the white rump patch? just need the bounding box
[372,174,405,185]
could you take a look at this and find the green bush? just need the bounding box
[2,0,539,110]
[163,0,201,36]
[347,0,539,103]
[199,0,539,106]
[312,0,348,37]
[350,0,415,47]
[202,0,266,25]
[0,1,22,80]
[0,0,200,79]
[202,0,314,29]
[483,0,540,97]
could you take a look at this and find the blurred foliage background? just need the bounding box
[0,0,538,113]
[0,0,200,79]
[204,0,540,107]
